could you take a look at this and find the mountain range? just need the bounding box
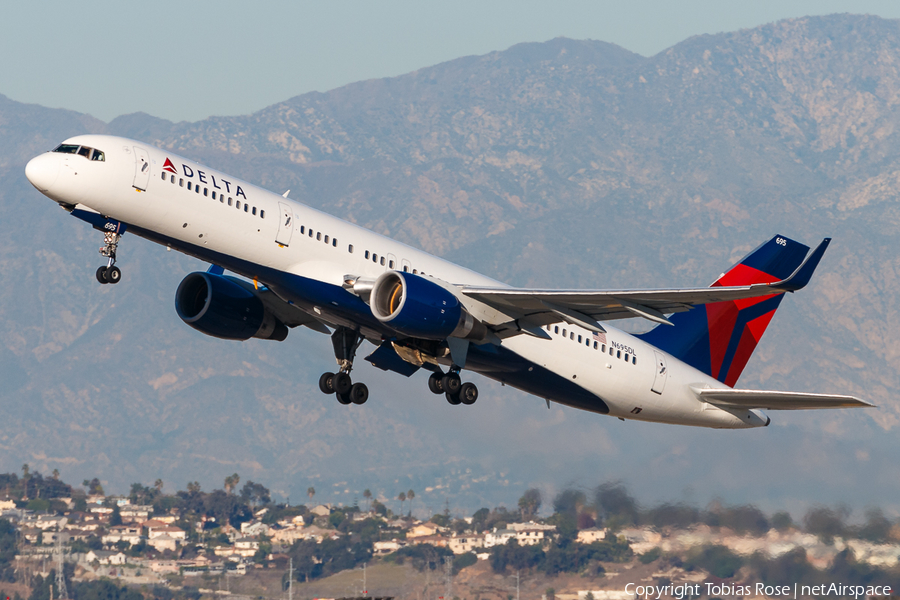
[1,14,898,516]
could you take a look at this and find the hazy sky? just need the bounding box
[4,0,900,123]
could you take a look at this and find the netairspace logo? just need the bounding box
[624,582,893,599]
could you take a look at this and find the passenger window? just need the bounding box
[348,244,354,253]
[373,254,378,263]
[195,185,200,193]
[252,207,257,215]
[365,250,370,259]
[187,182,192,190]
[403,266,409,272]
[633,357,637,365]
[220,195,224,203]
[617,350,621,359]
[316,232,321,241]
[586,339,590,347]
[601,344,606,352]
[578,335,582,343]
[260,209,265,218]
[625,354,629,362]
[562,329,567,337]
[171,175,175,183]
[179,178,184,187]
[204,188,208,196]
[309,230,313,238]
[212,191,216,199]
[300,226,305,234]
[324,235,329,244]
[161,173,166,181]
[380,257,385,266]
[571,332,575,340]
[389,260,394,268]
[554,326,559,334]
[333,239,337,247]
[593,342,598,349]
[413,269,418,274]
[244,204,248,212]
[236,201,241,209]
[609,347,614,355]
[228,198,233,206]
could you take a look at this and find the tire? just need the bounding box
[349,383,369,405]
[336,392,352,405]
[445,391,461,405]
[427,372,444,394]
[460,382,478,405]
[442,374,461,395]
[318,372,335,394]
[96,266,108,284]
[106,266,122,284]
[333,372,352,395]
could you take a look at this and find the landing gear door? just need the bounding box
[132,146,151,191]
[651,350,667,395]
[276,202,293,246]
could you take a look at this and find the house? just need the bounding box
[102,525,142,547]
[374,540,406,555]
[409,534,449,547]
[148,534,177,552]
[407,523,447,539]
[34,515,67,530]
[484,529,516,548]
[120,505,152,522]
[449,534,485,554]
[148,525,186,541]
[234,537,260,557]
[240,521,270,536]
[85,550,127,565]
[0,499,15,511]
[309,504,331,517]
[577,528,609,544]
[148,559,179,574]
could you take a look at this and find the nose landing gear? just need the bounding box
[96,231,122,284]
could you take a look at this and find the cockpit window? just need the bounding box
[52,144,105,161]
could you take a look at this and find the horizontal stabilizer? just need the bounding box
[691,387,873,410]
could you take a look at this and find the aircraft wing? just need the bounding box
[691,387,873,410]
[460,238,829,332]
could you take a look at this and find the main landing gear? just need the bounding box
[96,231,122,285]
[318,327,369,405]
[427,368,478,406]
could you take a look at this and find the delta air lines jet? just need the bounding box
[24,135,871,428]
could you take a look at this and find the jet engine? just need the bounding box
[175,272,288,341]
[369,271,488,340]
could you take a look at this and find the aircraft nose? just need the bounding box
[25,153,60,192]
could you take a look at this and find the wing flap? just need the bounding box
[691,387,873,410]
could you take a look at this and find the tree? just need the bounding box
[363,489,372,511]
[518,488,542,520]
[594,482,638,527]
[398,492,406,516]
[240,481,271,506]
[51,469,59,480]
[224,473,240,494]
[186,481,201,494]
[83,478,104,495]
[407,489,415,517]
[154,479,164,493]
[307,487,315,502]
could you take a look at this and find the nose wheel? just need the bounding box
[96,231,123,285]
[318,328,369,405]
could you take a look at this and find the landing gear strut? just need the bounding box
[96,231,122,284]
[318,327,369,405]
[428,367,478,406]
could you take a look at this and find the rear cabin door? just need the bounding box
[651,350,668,395]
[276,202,293,246]
[132,146,151,191]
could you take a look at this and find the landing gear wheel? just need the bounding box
[442,373,461,395]
[428,372,445,394]
[445,391,461,405]
[332,372,352,395]
[319,372,335,394]
[349,383,369,405]
[106,266,121,284]
[336,392,352,405]
[96,266,109,284]
[459,382,478,405]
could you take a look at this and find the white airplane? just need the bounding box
[24,135,871,428]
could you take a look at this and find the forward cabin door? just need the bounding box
[132,146,151,191]
[651,350,668,395]
[276,202,293,246]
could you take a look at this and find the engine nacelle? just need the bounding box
[369,271,487,340]
[175,272,288,341]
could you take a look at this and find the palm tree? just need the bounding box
[307,487,316,503]
[224,473,240,494]
[398,492,406,516]
[154,479,164,492]
[363,489,372,511]
[407,489,415,518]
